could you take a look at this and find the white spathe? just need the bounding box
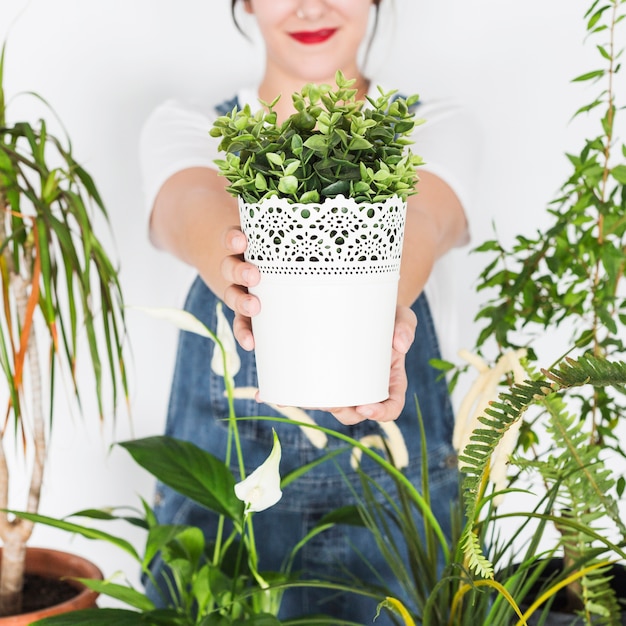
[234,429,283,513]
[133,305,215,338]
[134,304,241,379]
[210,302,241,378]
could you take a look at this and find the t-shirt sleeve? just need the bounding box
[411,100,483,236]
[139,99,221,217]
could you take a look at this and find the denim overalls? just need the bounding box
[147,98,460,625]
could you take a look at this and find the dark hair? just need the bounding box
[230,0,382,62]
[231,0,247,37]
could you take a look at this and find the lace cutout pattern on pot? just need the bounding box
[238,195,407,276]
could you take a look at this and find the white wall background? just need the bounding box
[0,0,621,602]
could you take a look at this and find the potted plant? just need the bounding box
[210,71,422,408]
[14,305,389,626]
[302,1,626,624]
[447,0,626,622]
[19,433,383,626]
[0,42,128,622]
[15,312,626,626]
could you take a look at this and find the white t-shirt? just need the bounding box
[139,84,480,362]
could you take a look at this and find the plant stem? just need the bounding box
[0,266,45,615]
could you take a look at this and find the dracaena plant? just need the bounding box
[210,70,423,204]
[0,42,128,616]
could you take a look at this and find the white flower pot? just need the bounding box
[238,194,407,408]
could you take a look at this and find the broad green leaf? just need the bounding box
[254,172,267,191]
[119,436,244,521]
[320,180,349,196]
[319,504,364,527]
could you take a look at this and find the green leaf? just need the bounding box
[302,135,329,152]
[572,69,605,82]
[319,504,364,527]
[254,172,267,191]
[611,164,626,184]
[75,579,155,611]
[233,614,282,626]
[265,152,283,166]
[278,175,298,195]
[143,524,193,569]
[348,136,373,150]
[320,180,349,196]
[283,159,300,176]
[71,507,148,530]
[32,609,148,625]
[299,189,320,203]
[7,510,141,561]
[118,437,244,521]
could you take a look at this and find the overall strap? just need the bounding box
[214,94,240,116]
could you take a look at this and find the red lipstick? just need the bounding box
[289,28,337,44]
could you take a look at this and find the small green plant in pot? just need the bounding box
[210,71,423,409]
[0,42,128,618]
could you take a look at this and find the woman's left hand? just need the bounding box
[329,305,417,425]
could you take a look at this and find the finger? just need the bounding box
[354,351,408,422]
[233,313,255,351]
[393,305,417,354]
[221,254,261,290]
[223,284,260,318]
[223,226,247,254]
[328,406,369,426]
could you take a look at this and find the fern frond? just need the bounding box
[543,355,626,391]
[461,530,494,579]
[460,354,626,581]
[580,565,623,625]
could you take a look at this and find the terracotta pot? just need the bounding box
[0,547,102,625]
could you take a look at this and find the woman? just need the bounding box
[140,0,476,621]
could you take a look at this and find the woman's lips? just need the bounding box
[289,28,337,44]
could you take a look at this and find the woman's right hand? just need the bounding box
[221,226,261,351]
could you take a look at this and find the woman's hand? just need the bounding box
[221,226,261,351]
[329,305,417,425]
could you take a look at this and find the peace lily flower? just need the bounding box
[234,429,282,513]
[133,305,214,337]
[133,303,241,378]
[210,302,241,378]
